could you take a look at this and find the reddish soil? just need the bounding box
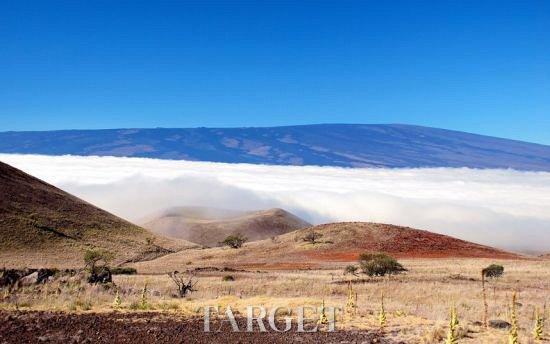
[0,311,400,344]
[301,222,521,261]
[304,249,518,261]
[240,262,315,270]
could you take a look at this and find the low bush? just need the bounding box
[358,252,406,277]
[482,264,504,278]
[344,265,359,276]
[302,231,323,244]
[222,275,235,282]
[221,234,247,249]
[83,249,113,284]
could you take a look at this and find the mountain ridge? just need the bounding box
[3,123,548,145]
[1,124,550,171]
[141,206,311,247]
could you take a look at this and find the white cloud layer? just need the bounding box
[2,154,550,254]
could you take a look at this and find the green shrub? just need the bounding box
[221,234,247,249]
[222,275,235,282]
[302,231,323,244]
[83,249,114,284]
[344,265,359,276]
[84,249,113,268]
[358,252,406,277]
[482,264,504,278]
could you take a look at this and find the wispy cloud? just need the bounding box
[2,154,550,254]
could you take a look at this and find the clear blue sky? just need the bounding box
[1,1,549,144]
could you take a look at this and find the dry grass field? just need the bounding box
[2,258,549,343]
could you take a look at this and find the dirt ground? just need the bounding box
[0,311,401,344]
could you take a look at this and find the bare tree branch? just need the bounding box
[168,271,197,297]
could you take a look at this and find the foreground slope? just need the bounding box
[1,124,550,170]
[141,207,311,247]
[135,222,520,271]
[0,161,193,268]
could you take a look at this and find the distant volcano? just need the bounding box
[141,206,311,247]
[1,124,550,170]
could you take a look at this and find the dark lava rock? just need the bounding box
[489,320,511,329]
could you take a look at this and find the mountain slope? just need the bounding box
[1,124,550,170]
[135,222,521,271]
[141,207,311,247]
[0,161,194,268]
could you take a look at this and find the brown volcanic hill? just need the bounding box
[141,207,311,247]
[135,222,521,272]
[0,161,194,268]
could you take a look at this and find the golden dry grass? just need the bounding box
[2,258,549,343]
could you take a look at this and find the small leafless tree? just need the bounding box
[168,271,197,297]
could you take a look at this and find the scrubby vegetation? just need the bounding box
[482,264,504,278]
[302,230,323,244]
[221,234,247,249]
[344,265,359,276]
[84,249,114,284]
[358,252,406,276]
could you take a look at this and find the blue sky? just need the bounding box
[1,1,549,144]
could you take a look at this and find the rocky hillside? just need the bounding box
[0,161,194,268]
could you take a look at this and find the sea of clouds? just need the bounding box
[2,153,550,254]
